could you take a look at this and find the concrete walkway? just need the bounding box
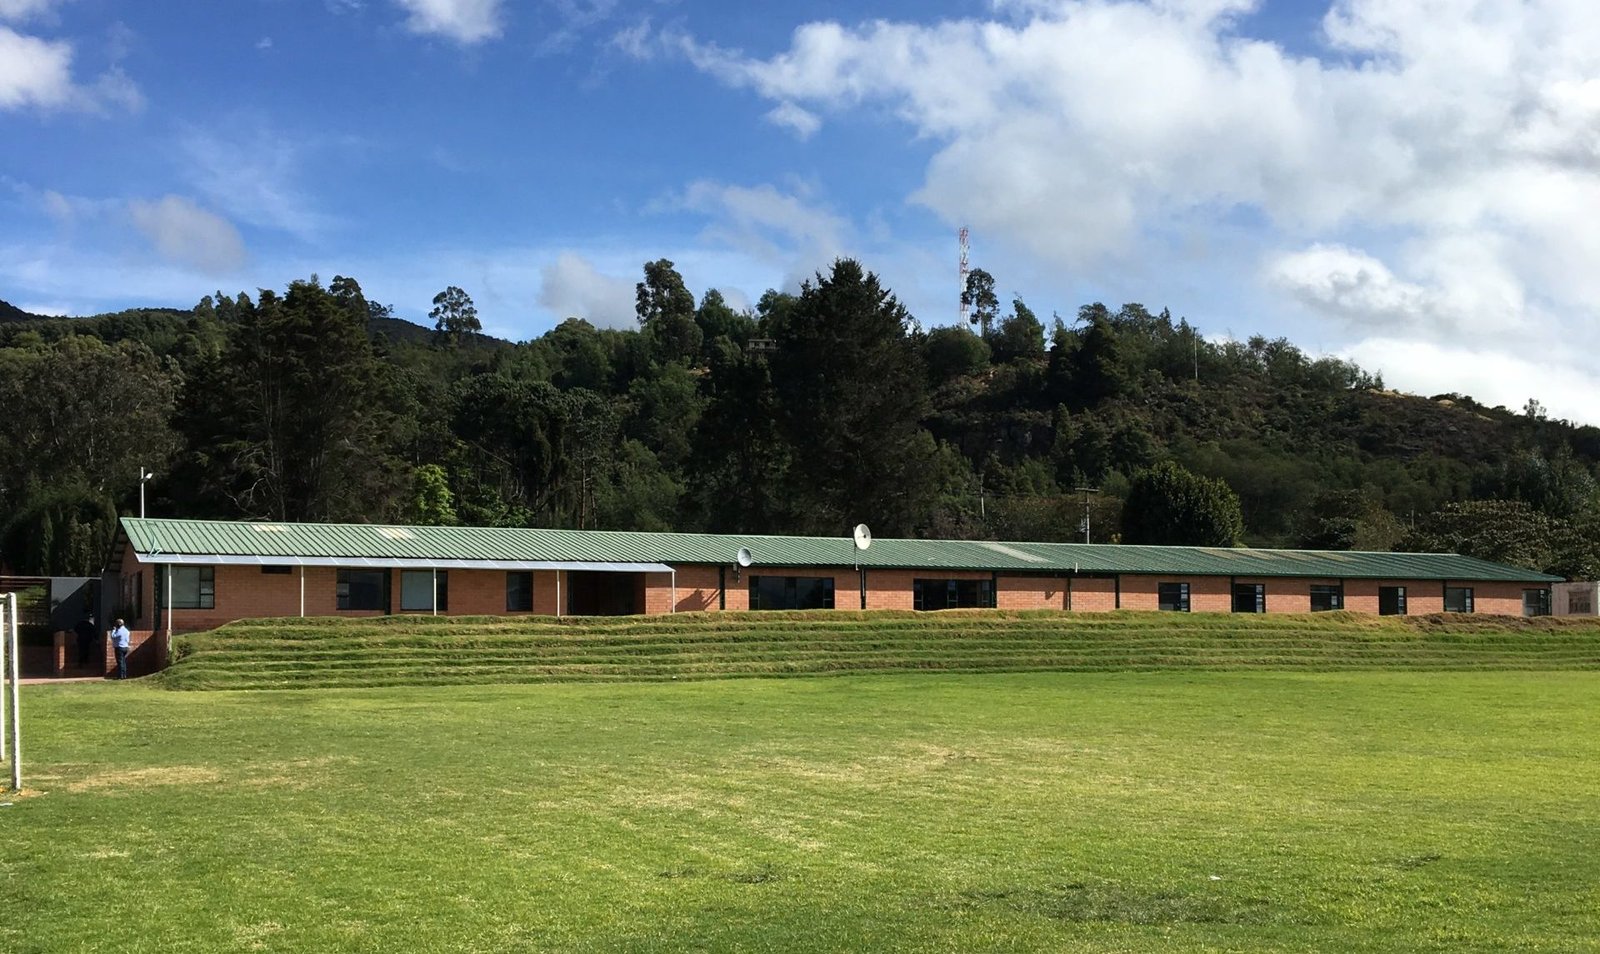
[19,676,109,685]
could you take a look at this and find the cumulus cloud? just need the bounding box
[392,0,502,44]
[537,252,637,329]
[0,24,141,113]
[127,195,247,275]
[665,0,1600,419]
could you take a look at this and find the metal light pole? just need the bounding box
[1075,486,1101,544]
[139,467,156,518]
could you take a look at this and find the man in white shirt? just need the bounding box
[110,619,131,680]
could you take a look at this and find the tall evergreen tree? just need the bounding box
[768,259,938,535]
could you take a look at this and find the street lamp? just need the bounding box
[139,467,156,518]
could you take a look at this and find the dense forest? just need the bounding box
[3,258,1598,580]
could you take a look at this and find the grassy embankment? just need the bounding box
[163,609,1600,690]
[6,670,1599,952]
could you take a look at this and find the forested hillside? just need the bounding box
[2,259,1597,579]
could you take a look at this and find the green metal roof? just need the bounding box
[118,518,1561,583]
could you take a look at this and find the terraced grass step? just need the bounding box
[163,610,1600,690]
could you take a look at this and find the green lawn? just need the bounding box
[5,672,1599,952]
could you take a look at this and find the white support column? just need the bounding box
[431,568,438,617]
[8,592,20,792]
[299,566,305,617]
[166,565,175,638]
[556,570,562,619]
[670,569,677,615]
[0,599,7,762]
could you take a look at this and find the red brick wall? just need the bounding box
[1070,577,1118,612]
[1117,575,1232,612]
[997,575,1068,610]
[865,569,991,610]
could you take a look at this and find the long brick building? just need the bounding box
[107,518,1560,656]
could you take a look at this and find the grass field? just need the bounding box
[5,670,1599,952]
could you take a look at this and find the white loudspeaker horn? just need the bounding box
[852,524,872,551]
[736,547,753,567]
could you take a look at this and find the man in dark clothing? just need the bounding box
[73,615,98,669]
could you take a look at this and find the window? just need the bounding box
[337,569,389,611]
[507,571,534,612]
[1378,586,1407,616]
[1444,586,1474,614]
[1232,583,1265,614]
[400,571,448,612]
[1309,584,1343,612]
[122,571,143,621]
[1567,589,1593,615]
[262,565,292,575]
[1522,588,1551,618]
[169,566,215,610]
[913,579,996,611]
[749,576,834,610]
[1158,583,1190,612]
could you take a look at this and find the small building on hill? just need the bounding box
[103,518,1562,662]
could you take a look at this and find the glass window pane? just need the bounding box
[507,572,533,612]
[400,571,447,612]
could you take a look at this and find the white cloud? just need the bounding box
[536,252,637,330]
[127,195,247,275]
[392,0,502,44]
[0,25,141,113]
[664,180,850,287]
[665,0,1600,420]
[0,0,69,22]
[0,25,71,108]
[179,127,334,240]
[764,101,821,139]
[1341,337,1600,425]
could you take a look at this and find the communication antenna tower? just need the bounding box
[958,227,971,327]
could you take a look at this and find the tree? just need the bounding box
[0,334,180,565]
[923,325,990,386]
[768,259,939,535]
[179,276,406,522]
[1121,461,1244,546]
[961,266,1000,338]
[635,259,702,363]
[430,286,481,347]
[1071,305,1125,406]
[406,464,458,526]
[991,297,1046,363]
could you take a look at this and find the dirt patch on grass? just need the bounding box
[65,765,223,792]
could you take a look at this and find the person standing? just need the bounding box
[73,614,98,669]
[109,618,131,680]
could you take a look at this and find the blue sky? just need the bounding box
[4,0,1599,422]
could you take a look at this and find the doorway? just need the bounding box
[566,572,641,616]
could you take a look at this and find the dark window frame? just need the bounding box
[1444,586,1475,614]
[1522,588,1551,618]
[1231,582,1266,614]
[506,571,534,612]
[1309,584,1344,612]
[337,569,390,612]
[165,566,215,610]
[913,578,996,612]
[1378,586,1407,616]
[748,576,835,611]
[1157,582,1190,612]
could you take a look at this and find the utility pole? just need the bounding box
[1075,486,1101,543]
